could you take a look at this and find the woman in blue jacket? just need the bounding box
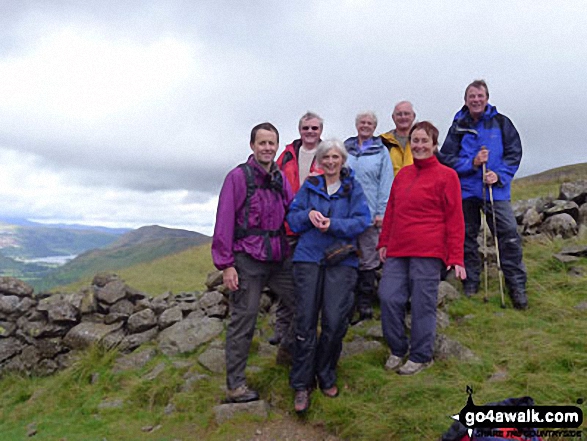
[286,138,370,413]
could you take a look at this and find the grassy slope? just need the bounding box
[511,162,587,201]
[56,242,214,294]
[1,165,587,440]
[36,237,211,292]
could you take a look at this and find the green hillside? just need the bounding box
[57,242,214,294]
[512,162,587,201]
[34,225,211,292]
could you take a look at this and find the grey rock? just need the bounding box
[522,207,542,234]
[92,272,120,288]
[543,200,580,222]
[113,348,157,372]
[436,310,450,329]
[340,337,383,359]
[20,345,41,371]
[559,245,587,257]
[434,334,479,362]
[34,338,67,358]
[101,329,126,350]
[144,362,167,381]
[95,280,127,305]
[17,316,69,338]
[110,299,134,316]
[213,400,269,424]
[488,369,508,382]
[157,316,223,356]
[37,294,80,323]
[104,312,129,325]
[257,342,278,358]
[559,180,587,206]
[164,403,176,415]
[438,281,460,305]
[0,321,16,337]
[63,321,123,350]
[259,293,272,313]
[151,296,169,315]
[0,337,24,362]
[198,291,225,310]
[36,357,59,376]
[568,266,585,277]
[119,327,158,352]
[198,347,225,373]
[158,306,183,330]
[134,298,152,312]
[205,270,224,290]
[77,287,97,314]
[365,325,383,339]
[0,277,34,297]
[579,203,587,226]
[540,213,578,239]
[0,295,20,314]
[127,309,157,333]
[16,297,37,315]
[126,286,149,302]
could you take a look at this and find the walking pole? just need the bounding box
[487,178,506,309]
[481,161,489,303]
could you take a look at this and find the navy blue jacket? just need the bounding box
[286,167,370,267]
[439,104,522,201]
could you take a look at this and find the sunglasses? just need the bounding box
[301,126,320,131]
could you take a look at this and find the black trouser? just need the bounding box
[290,263,357,391]
[462,198,527,292]
[225,253,295,390]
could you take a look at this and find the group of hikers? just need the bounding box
[211,79,529,413]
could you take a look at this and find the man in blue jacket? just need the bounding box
[440,80,528,309]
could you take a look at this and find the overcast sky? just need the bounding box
[1,1,586,236]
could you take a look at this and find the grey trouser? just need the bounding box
[378,257,442,363]
[226,252,295,390]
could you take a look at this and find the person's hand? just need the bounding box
[374,215,383,228]
[378,246,387,263]
[473,149,488,167]
[309,210,329,232]
[484,170,498,185]
[448,265,467,280]
[223,267,239,291]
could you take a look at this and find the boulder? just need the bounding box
[522,207,542,234]
[542,200,579,222]
[0,337,24,363]
[198,347,225,373]
[0,295,20,315]
[119,327,158,352]
[63,321,123,350]
[434,334,479,362]
[0,277,34,297]
[580,203,587,226]
[37,294,81,323]
[113,348,157,373]
[206,270,224,290]
[213,400,269,424]
[95,280,127,305]
[127,309,157,333]
[158,306,183,329]
[92,272,120,288]
[340,337,384,359]
[198,291,227,318]
[157,316,223,356]
[0,321,16,337]
[540,213,578,238]
[110,299,134,316]
[559,180,587,206]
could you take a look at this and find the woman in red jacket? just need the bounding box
[377,121,466,376]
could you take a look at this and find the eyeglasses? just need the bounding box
[301,126,320,131]
[394,112,413,117]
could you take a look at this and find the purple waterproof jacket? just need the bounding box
[212,155,294,270]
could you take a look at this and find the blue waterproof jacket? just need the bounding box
[286,167,371,267]
[344,136,393,220]
[439,104,522,201]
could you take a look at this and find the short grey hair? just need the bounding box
[315,138,348,163]
[355,111,378,127]
[393,101,416,118]
[298,111,324,130]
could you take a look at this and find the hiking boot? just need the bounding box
[294,389,311,413]
[398,359,434,376]
[226,384,259,403]
[510,289,528,310]
[384,354,404,371]
[320,385,339,398]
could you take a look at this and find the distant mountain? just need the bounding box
[0,217,131,235]
[35,225,211,292]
